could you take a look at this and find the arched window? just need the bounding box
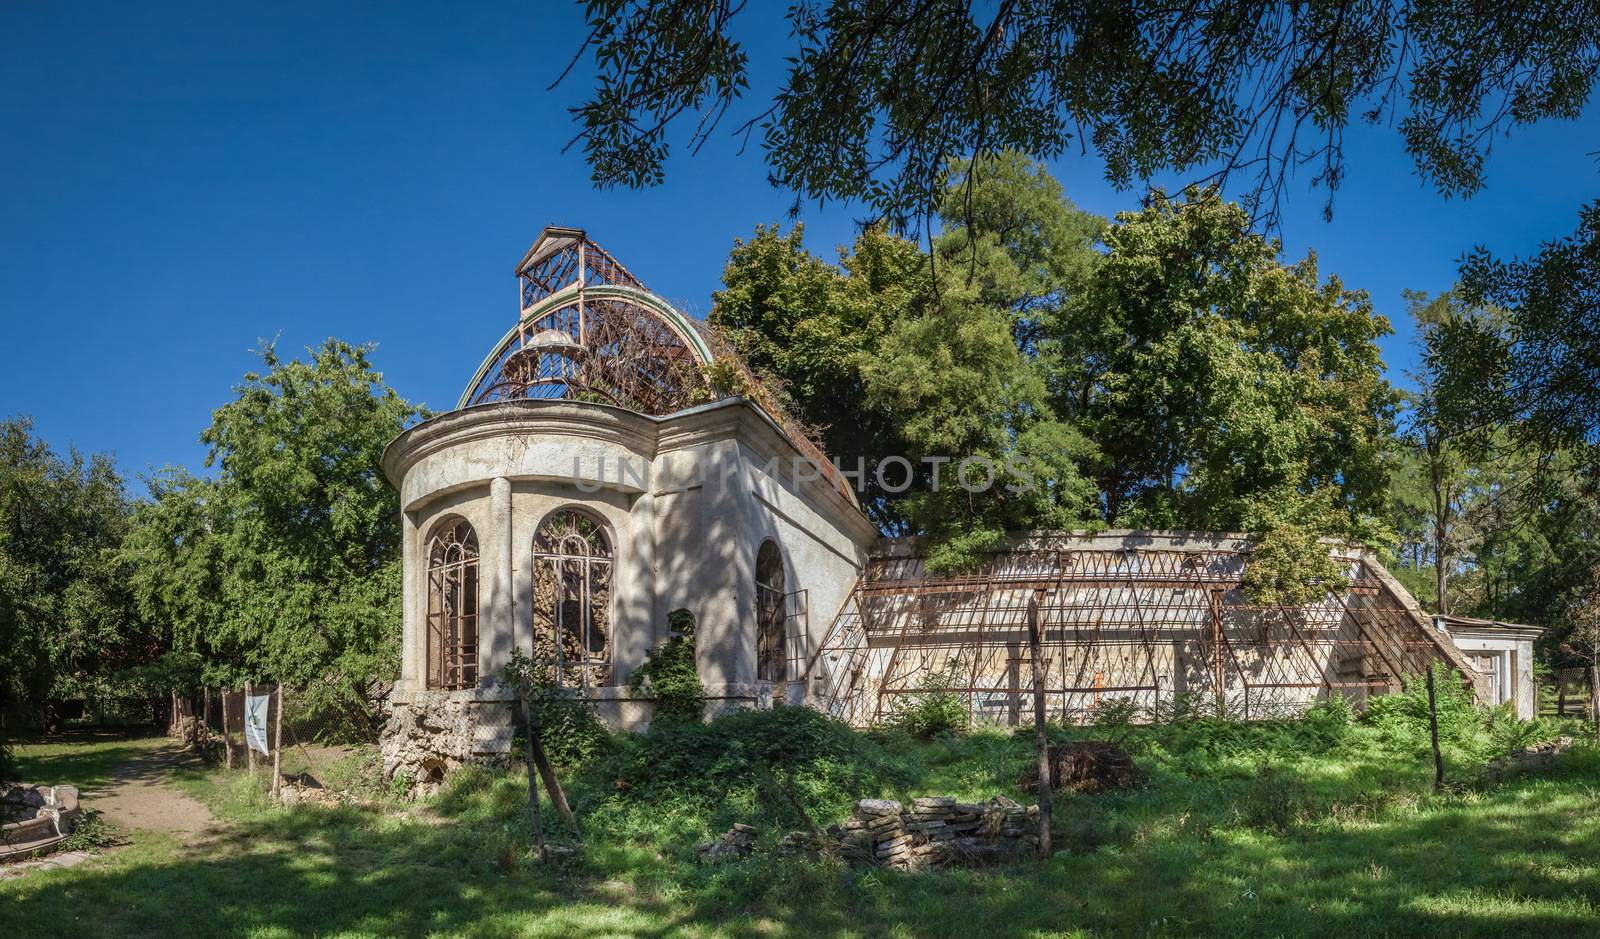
[755,540,786,682]
[532,509,613,688]
[426,518,479,690]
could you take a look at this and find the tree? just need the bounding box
[0,416,144,762]
[1389,289,1501,614]
[1432,203,1600,477]
[712,155,1104,564]
[123,340,423,724]
[1562,564,1600,739]
[1415,256,1600,639]
[563,1,1600,228]
[712,223,923,526]
[1048,188,1398,540]
[714,159,1393,578]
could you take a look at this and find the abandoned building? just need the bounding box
[378,227,1514,786]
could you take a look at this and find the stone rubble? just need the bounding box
[775,795,1041,871]
[696,822,758,861]
[1488,735,1575,782]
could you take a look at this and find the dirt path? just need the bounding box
[88,742,218,835]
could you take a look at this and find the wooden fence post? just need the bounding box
[245,680,257,776]
[1588,665,1600,743]
[221,689,235,769]
[1028,589,1052,858]
[271,683,284,799]
[1426,667,1444,792]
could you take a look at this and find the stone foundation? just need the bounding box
[381,687,516,797]
[380,682,810,798]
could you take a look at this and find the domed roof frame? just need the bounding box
[453,226,861,508]
[457,228,715,412]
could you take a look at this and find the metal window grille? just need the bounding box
[532,509,613,688]
[426,518,479,691]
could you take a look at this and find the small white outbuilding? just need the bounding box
[1435,615,1544,720]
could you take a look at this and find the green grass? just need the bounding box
[10,731,169,792]
[5,703,1600,938]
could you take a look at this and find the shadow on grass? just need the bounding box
[11,731,169,793]
[5,730,1600,938]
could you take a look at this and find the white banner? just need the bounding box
[245,693,271,755]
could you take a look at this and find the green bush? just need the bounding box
[885,659,968,739]
[59,808,117,853]
[1363,664,1489,748]
[629,608,704,727]
[525,693,611,767]
[503,647,613,768]
[590,705,904,830]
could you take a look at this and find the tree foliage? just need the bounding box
[0,419,142,704]
[565,1,1600,227]
[123,340,422,717]
[714,157,1396,575]
[1432,202,1600,471]
[1051,188,1397,539]
[0,417,142,768]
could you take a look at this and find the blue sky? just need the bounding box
[4,1,1598,489]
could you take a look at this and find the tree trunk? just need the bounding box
[221,690,235,769]
[1027,590,1052,858]
[1588,665,1600,743]
[1426,667,1445,792]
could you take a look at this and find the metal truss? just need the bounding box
[459,226,857,505]
[805,535,1482,727]
[464,227,710,415]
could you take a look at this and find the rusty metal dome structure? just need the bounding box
[459,227,857,506]
[459,227,716,413]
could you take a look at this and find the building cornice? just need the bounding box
[382,397,873,535]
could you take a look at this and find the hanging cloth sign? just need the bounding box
[245,693,271,755]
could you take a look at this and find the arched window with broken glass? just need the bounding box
[532,508,613,688]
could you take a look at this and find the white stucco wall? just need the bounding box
[1444,625,1541,719]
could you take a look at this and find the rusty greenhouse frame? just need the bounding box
[457,226,855,503]
[803,533,1482,727]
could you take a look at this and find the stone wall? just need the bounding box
[701,795,1042,871]
[380,688,515,797]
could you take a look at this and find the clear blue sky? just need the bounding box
[4,1,1598,490]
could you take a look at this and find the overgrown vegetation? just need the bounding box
[885,658,970,739]
[627,608,704,728]
[7,690,1596,938]
[713,163,1395,592]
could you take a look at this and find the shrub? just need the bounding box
[1299,695,1355,747]
[592,705,903,829]
[629,608,704,728]
[60,808,117,853]
[1482,705,1566,758]
[504,647,613,768]
[885,659,968,739]
[1362,663,1483,748]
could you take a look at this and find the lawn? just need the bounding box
[4,694,1600,938]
